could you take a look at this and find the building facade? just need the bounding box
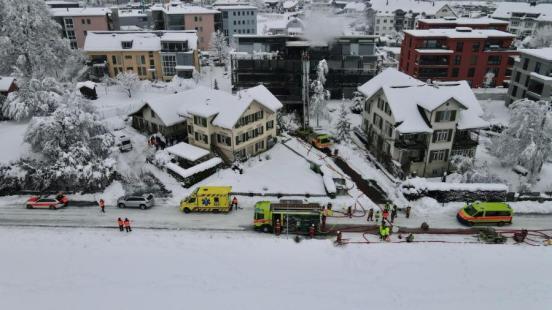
[50,7,112,49]
[150,4,220,50]
[111,8,150,30]
[399,28,517,88]
[492,2,552,38]
[231,35,379,109]
[507,48,552,105]
[84,31,200,81]
[358,69,488,178]
[213,5,257,38]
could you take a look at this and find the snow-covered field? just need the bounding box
[0,226,550,310]
[0,121,31,163]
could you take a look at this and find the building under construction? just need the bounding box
[231,34,379,112]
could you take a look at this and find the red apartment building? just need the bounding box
[399,27,517,88]
[417,17,509,31]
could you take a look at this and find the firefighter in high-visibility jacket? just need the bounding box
[117,218,124,232]
[275,219,281,236]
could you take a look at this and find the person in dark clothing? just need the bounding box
[391,207,398,223]
[117,218,124,231]
[405,206,411,218]
[123,218,132,232]
[367,208,374,221]
[99,199,105,213]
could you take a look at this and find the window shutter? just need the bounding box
[447,129,453,142]
[450,110,456,122]
[444,149,449,161]
[432,132,437,143]
[429,151,433,162]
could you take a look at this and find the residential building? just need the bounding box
[492,2,552,38]
[129,85,282,161]
[212,5,257,38]
[231,34,379,109]
[0,77,17,96]
[507,48,552,105]
[399,27,517,88]
[369,0,457,35]
[111,8,150,30]
[50,7,112,49]
[358,68,488,178]
[150,4,220,50]
[417,17,509,31]
[84,31,200,81]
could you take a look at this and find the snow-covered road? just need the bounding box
[0,226,551,310]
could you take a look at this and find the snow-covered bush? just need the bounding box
[167,76,195,93]
[527,25,552,48]
[151,150,173,167]
[121,171,170,197]
[491,98,552,182]
[450,155,505,184]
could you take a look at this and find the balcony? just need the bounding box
[452,130,479,149]
[417,67,449,78]
[418,55,450,66]
[394,134,428,150]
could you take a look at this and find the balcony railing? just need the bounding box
[452,131,479,149]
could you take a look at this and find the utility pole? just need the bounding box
[302,51,310,129]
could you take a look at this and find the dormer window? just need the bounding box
[122,41,133,49]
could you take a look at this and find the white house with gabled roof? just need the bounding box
[358,68,488,178]
[130,84,282,162]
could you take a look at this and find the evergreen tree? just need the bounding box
[335,102,351,142]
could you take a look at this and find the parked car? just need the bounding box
[117,194,154,209]
[117,135,132,152]
[26,195,68,209]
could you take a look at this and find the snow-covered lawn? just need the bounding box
[1,226,550,310]
[480,98,511,127]
[0,121,31,163]
[201,143,327,195]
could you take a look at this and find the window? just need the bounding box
[125,55,132,59]
[377,98,384,110]
[81,19,85,24]
[523,58,529,70]
[138,67,147,76]
[373,113,383,130]
[429,149,449,162]
[472,42,480,52]
[162,55,176,76]
[384,121,393,137]
[64,18,74,28]
[535,62,542,74]
[122,41,133,49]
[470,55,477,65]
[512,85,518,97]
[432,129,452,143]
[86,18,91,24]
[455,42,463,52]
[194,16,198,22]
[111,55,121,65]
[216,134,231,146]
[435,110,456,122]
[454,55,461,65]
[255,140,264,152]
[452,67,459,77]
[468,67,475,77]
[488,55,501,65]
[266,120,274,130]
[66,30,76,40]
[193,115,207,127]
[515,71,521,83]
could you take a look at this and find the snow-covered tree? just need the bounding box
[491,98,552,182]
[115,71,140,98]
[335,102,351,142]
[527,26,552,48]
[0,0,79,80]
[209,30,230,66]
[450,155,504,184]
[310,59,330,127]
[483,71,495,88]
[2,77,63,120]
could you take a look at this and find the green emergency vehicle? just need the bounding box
[254,200,322,233]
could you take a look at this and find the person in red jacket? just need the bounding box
[308,224,315,238]
[99,199,105,213]
[231,196,238,211]
[274,218,281,236]
[123,218,132,232]
[117,218,124,231]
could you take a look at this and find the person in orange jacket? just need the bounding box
[308,224,315,238]
[232,196,238,211]
[117,218,124,231]
[123,218,132,232]
[99,199,105,213]
[274,218,281,236]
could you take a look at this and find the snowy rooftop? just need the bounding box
[417,17,509,25]
[519,48,552,62]
[83,31,198,52]
[369,0,451,15]
[136,85,282,129]
[344,2,366,12]
[0,76,15,92]
[492,2,552,22]
[166,158,222,179]
[165,142,210,161]
[213,5,258,10]
[50,7,111,17]
[404,28,515,39]
[283,0,298,9]
[159,5,219,14]
[358,69,488,133]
